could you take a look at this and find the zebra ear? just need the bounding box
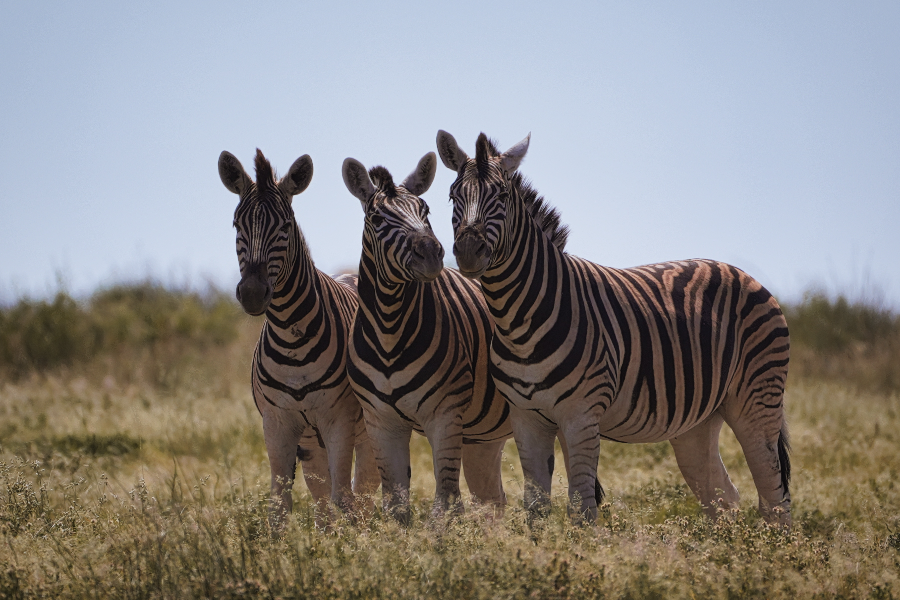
[279,154,314,198]
[218,151,252,195]
[342,158,376,209]
[436,130,469,173]
[401,152,437,196]
[499,133,530,173]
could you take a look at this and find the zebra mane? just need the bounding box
[368,166,398,198]
[475,133,569,252]
[512,172,570,251]
[475,133,498,178]
[254,148,278,195]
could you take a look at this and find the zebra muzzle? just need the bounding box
[453,231,491,278]
[236,269,272,316]
[408,234,444,282]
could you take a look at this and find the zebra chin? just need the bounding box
[453,253,491,279]
[408,259,443,283]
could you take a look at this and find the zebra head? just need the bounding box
[342,153,444,283]
[436,130,530,279]
[218,149,313,316]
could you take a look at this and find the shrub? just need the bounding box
[0,282,243,379]
[784,291,900,393]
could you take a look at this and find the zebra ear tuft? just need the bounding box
[499,133,530,173]
[436,130,469,173]
[401,152,437,196]
[280,154,314,198]
[342,158,376,209]
[218,151,252,195]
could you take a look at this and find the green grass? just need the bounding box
[1,285,899,598]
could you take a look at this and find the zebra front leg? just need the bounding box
[669,411,740,519]
[425,415,465,518]
[559,419,602,523]
[296,427,332,522]
[364,412,413,525]
[320,420,356,519]
[462,439,507,516]
[509,404,558,520]
[262,416,303,533]
[351,412,380,518]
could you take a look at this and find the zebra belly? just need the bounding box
[492,350,722,444]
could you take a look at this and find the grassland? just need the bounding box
[1,284,899,599]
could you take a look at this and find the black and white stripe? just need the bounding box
[438,131,792,525]
[218,148,379,529]
[342,153,512,523]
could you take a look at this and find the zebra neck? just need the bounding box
[265,224,324,335]
[480,194,569,337]
[357,252,426,342]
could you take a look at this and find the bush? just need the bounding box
[784,291,900,394]
[0,283,243,379]
[786,291,900,352]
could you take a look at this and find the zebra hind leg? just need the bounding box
[669,411,740,519]
[462,439,507,517]
[724,397,792,527]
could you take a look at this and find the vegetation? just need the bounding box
[0,285,898,598]
[785,290,900,394]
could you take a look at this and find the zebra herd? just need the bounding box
[217,131,792,531]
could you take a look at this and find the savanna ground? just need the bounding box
[1,283,899,599]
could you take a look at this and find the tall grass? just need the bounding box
[1,283,899,598]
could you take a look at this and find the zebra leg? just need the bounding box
[669,411,740,518]
[558,420,602,523]
[320,420,355,516]
[296,428,332,527]
[297,427,331,500]
[262,416,303,532]
[364,413,414,525]
[351,413,380,508]
[424,415,465,518]
[462,440,507,513]
[725,407,792,526]
[509,404,557,519]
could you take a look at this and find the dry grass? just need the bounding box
[1,287,899,598]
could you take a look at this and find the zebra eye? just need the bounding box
[369,214,385,227]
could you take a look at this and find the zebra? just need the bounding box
[436,131,792,526]
[217,148,380,529]
[341,152,512,524]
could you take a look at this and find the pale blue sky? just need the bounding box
[2,2,898,307]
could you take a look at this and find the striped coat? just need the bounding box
[438,131,791,525]
[218,149,379,529]
[342,154,511,523]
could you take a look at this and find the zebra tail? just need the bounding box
[594,477,605,505]
[778,422,791,497]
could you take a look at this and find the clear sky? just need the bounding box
[2,1,898,307]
